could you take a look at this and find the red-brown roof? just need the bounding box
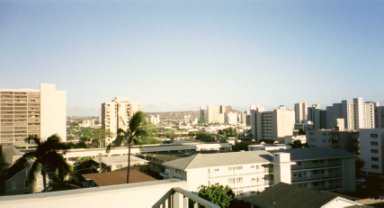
[82,170,156,186]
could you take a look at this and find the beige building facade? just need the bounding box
[0,84,66,146]
[101,97,141,141]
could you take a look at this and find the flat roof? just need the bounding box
[163,151,272,170]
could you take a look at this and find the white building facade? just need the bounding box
[294,102,308,124]
[164,148,355,196]
[360,128,384,174]
[251,105,295,141]
[0,84,66,146]
[101,97,141,140]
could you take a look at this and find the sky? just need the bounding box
[0,0,383,115]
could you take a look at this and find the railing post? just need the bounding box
[183,196,189,208]
[173,191,183,208]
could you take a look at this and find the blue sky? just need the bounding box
[1,0,383,115]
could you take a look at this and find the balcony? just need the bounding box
[152,187,220,208]
[0,179,219,208]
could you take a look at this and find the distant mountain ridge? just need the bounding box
[146,111,200,121]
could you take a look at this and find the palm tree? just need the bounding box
[113,111,147,183]
[20,134,70,192]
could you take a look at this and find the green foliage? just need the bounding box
[289,140,308,148]
[218,128,238,138]
[197,184,235,208]
[71,157,97,184]
[355,157,364,177]
[195,131,216,142]
[298,128,306,135]
[232,142,249,151]
[21,134,71,192]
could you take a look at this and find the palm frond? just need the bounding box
[28,160,42,184]
[25,135,40,145]
[129,111,146,134]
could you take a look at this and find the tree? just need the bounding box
[71,157,97,184]
[232,142,249,151]
[195,131,216,142]
[289,140,308,148]
[20,134,70,192]
[113,111,147,183]
[197,184,235,208]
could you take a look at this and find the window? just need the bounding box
[372,157,379,162]
[228,178,235,183]
[214,168,220,171]
[370,133,378,138]
[228,167,235,171]
[371,149,379,154]
[251,165,255,168]
[372,165,379,169]
[236,166,243,170]
[236,177,243,183]
[251,178,256,181]
[371,141,379,146]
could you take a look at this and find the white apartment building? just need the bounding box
[294,102,308,124]
[251,105,295,141]
[163,151,274,196]
[163,148,355,196]
[101,97,140,140]
[326,97,376,131]
[0,84,66,146]
[364,101,376,129]
[360,128,384,174]
[225,112,238,125]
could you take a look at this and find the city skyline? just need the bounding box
[1,0,383,115]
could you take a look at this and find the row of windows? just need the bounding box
[213,165,262,172]
[228,177,243,184]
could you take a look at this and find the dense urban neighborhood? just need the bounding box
[0,84,384,207]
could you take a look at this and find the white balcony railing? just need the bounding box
[152,187,220,208]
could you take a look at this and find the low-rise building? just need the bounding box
[164,148,356,196]
[163,151,273,196]
[248,144,289,151]
[92,155,149,171]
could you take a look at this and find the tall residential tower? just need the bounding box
[0,84,66,146]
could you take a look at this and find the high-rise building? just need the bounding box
[326,97,376,131]
[251,106,295,141]
[0,84,66,146]
[294,102,307,124]
[199,105,226,124]
[101,97,141,139]
[364,101,376,129]
[375,106,384,128]
[307,104,327,130]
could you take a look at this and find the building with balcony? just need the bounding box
[163,148,356,196]
[0,84,66,146]
[163,151,274,196]
[360,128,384,174]
[279,148,355,192]
[101,97,140,143]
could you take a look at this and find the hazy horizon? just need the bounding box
[1,0,383,116]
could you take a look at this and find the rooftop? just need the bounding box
[272,147,355,161]
[92,155,148,166]
[242,183,360,208]
[82,169,156,186]
[163,151,272,170]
